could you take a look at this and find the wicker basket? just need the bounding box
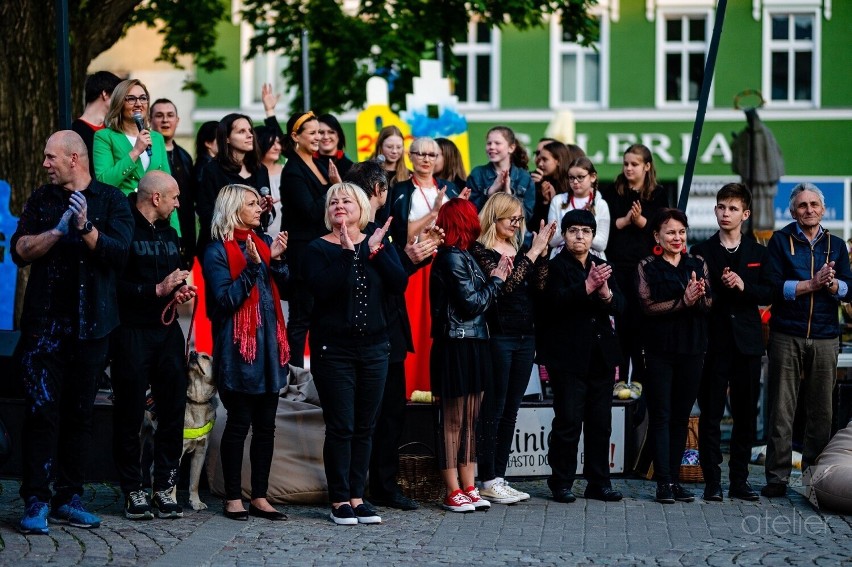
[398,442,445,502]
[679,415,704,483]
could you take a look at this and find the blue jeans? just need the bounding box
[312,341,389,502]
[477,334,536,481]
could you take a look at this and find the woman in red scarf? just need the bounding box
[202,184,290,521]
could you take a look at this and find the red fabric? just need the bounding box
[192,263,213,355]
[224,229,290,366]
[404,264,433,398]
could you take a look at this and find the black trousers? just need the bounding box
[17,329,109,506]
[477,334,536,481]
[369,359,407,498]
[218,389,280,501]
[285,278,313,368]
[547,350,614,491]
[111,324,187,494]
[312,341,388,502]
[698,350,761,485]
[645,352,704,483]
[613,268,646,385]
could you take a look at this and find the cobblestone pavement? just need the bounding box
[1,467,851,566]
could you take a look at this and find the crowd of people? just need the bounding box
[11,72,852,534]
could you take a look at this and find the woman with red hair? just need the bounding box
[429,198,512,512]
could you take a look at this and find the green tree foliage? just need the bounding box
[240,0,599,112]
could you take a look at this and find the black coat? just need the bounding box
[379,178,458,251]
[691,233,771,356]
[535,249,624,373]
[279,151,331,274]
[429,246,502,340]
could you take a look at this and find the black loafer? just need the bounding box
[223,507,249,521]
[760,483,787,498]
[703,482,723,502]
[729,481,759,501]
[248,504,287,520]
[552,488,576,503]
[372,492,419,511]
[584,485,623,502]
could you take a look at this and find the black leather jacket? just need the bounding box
[429,246,503,339]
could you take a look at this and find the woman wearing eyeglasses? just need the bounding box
[469,193,555,504]
[93,79,172,204]
[547,157,610,259]
[379,137,460,396]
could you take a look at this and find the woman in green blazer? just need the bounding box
[93,79,177,232]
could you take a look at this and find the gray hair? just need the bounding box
[788,182,825,216]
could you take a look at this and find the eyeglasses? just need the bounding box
[568,174,588,184]
[566,226,593,236]
[125,95,149,104]
[500,216,524,226]
[411,151,438,159]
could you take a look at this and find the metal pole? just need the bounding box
[301,29,311,111]
[677,0,728,211]
[56,0,72,129]
[437,41,444,74]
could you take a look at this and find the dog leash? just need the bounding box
[159,295,200,364]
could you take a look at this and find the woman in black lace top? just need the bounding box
[636,208,711,505]
[469,193,555,504]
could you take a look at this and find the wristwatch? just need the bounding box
[80,221,94,235]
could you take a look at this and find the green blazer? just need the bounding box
[93,127,179,233]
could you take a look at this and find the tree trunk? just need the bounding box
[0,0,139,326]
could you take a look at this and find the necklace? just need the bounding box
[721,240,741,254]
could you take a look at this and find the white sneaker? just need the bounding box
[442,490,475,512]
[479,481,521,504]
[464,487,492,510]
[499,480,530,502]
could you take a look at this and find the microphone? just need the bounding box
[375,154,386,165]
[132,112,152,157]
[259,186,271,230]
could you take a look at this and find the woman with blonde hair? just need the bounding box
[302,183,407,525]
[470,193,554,504]
[94,79,171,199]
[202,184,290,522]
[372,125,410,186]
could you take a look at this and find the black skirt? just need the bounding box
[430,337,490,399]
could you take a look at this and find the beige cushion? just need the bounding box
[207,366,328,504]
[804,419,852,513]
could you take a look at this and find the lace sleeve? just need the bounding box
[637,256,688,315]
[531,253,549,291]
[502,252,534,294]
[695,255,713,313]
[469,242,498,276]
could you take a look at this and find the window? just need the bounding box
[451,22,500,108]
[763,10,820,106]
[549,13,609,108]
[656,12,711,107]
[238,21,294,112]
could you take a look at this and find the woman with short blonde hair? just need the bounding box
[303,182,408,525]
[202,183,290,522]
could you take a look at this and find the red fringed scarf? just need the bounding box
[224,228,290,366]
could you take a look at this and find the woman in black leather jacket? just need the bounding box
[429,198,511,513]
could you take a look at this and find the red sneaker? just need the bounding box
[442,489,475,513]
[464,486,492,510]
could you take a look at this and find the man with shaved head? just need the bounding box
[12,130,133,534]
[111,170,196,520]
